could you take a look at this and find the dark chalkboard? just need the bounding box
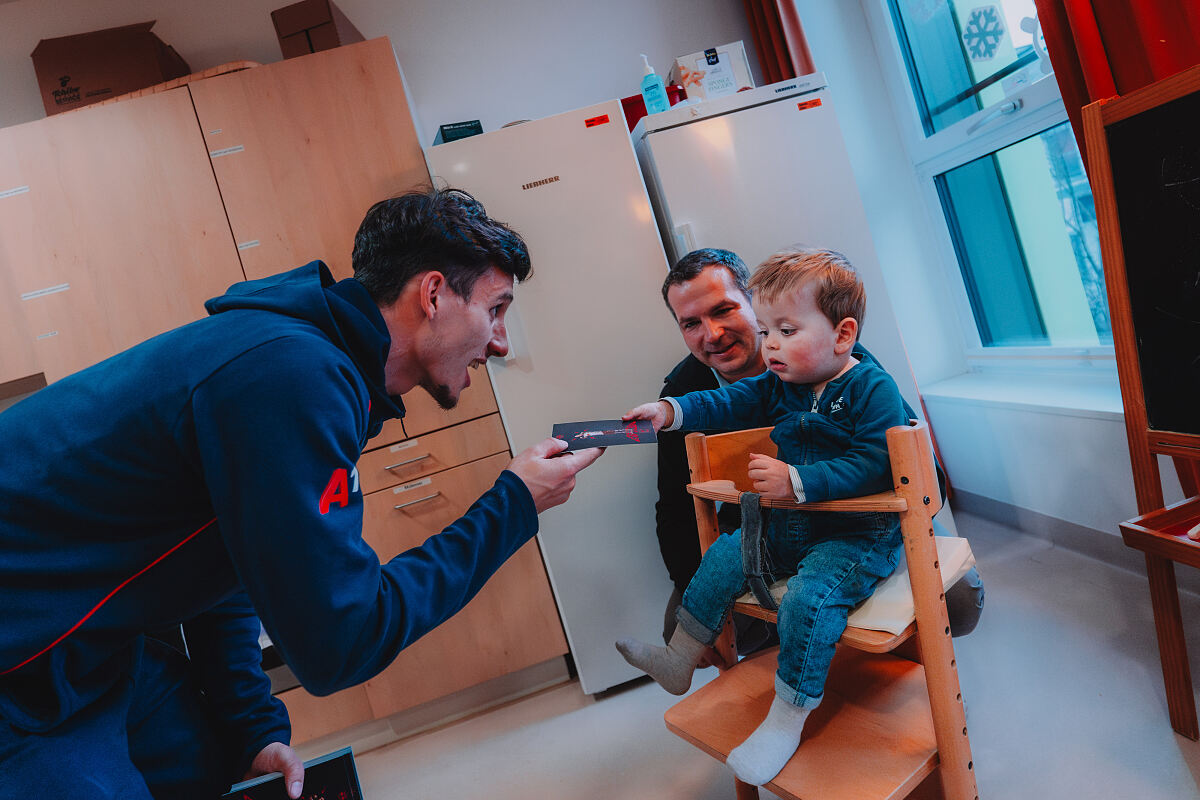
[1106,89,1200,436]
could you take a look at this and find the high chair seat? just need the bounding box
[733,536,977,636]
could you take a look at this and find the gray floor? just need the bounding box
[352,510,1200,799]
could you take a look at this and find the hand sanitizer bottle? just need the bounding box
[640,54,670,115]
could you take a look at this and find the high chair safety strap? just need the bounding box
[739,492,778,612]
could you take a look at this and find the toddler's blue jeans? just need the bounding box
[678,512,901,707]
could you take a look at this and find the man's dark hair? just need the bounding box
[660,248,750,315]
[352,187,531,305]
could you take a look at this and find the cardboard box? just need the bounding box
[271,0,365,60]
[30,21,191,116]
[667,41,755,102]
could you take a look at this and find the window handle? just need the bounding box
[966,99,1023,135]
[394,492,440,510]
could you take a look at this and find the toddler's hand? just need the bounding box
[622,400,673,432]
[747,453,793,500]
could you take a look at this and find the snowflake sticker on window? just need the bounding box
[962,5,1006,62]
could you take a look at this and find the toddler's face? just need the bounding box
[753,281,851,388]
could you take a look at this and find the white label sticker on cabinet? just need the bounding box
[237,240,260,250]
[21,283,70,301]
[210,145,245,158]
[36,331,58,339]
[389,440,420,453]
[0,186,30,200]
[394,478,433,494]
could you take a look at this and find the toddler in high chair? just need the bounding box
[617,247,909,786]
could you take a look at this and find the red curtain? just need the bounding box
[743,0,816,84]
[1034,0,1200,169]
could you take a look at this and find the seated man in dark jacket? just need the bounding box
[654,248,983,652]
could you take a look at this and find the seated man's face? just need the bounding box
[666,265,763,382]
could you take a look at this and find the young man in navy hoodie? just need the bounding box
[0,188,602,800]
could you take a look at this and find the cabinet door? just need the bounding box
[0,89,245,383]
[277,683,374,746]
[188,37,430,281]
[0,187,38,386]
[360,452,568,717]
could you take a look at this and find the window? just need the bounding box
[868,0,1112,354]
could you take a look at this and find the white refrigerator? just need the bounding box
[633,75,951,525]
[425,100,682,694]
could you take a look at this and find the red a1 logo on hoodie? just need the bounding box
[319,466,360,514]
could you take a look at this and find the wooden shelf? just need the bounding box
[687,479,907,512]
[1120,495,1200,570]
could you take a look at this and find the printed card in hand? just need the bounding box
[552,419,657,451]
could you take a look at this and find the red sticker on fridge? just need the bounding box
[584,114,611,128]
[797,99,823,111]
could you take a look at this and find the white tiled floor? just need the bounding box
[352,511,1200,799]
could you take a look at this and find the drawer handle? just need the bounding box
[385,453,431,470]
[393,492,440,510]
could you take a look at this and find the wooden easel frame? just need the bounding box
[1083,64,1200,740]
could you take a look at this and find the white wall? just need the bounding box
[0,0,759,142]
[925,394,1184,532]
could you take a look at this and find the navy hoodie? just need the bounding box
[0,262,537,767]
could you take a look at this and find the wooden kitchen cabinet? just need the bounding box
[188,37,429,281]
[0,88,245,384]
[277,683,374,744]
[0,242,38,389]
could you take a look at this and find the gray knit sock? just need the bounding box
[615,626,706,695]
[726,693,816,785]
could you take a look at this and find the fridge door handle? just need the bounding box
[673,222,696,256]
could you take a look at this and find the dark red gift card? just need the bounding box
[552,419,657,450]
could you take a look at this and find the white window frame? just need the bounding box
[860,0,1116,370]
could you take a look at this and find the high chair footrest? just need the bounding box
[665,646,938,800]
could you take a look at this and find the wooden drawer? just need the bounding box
[357,413,509,495]
[367,417,406,450]
[359,451,567,717]
[398,365,499,438]
[362,452,511,557]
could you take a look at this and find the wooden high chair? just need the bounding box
[665,421,976,800]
